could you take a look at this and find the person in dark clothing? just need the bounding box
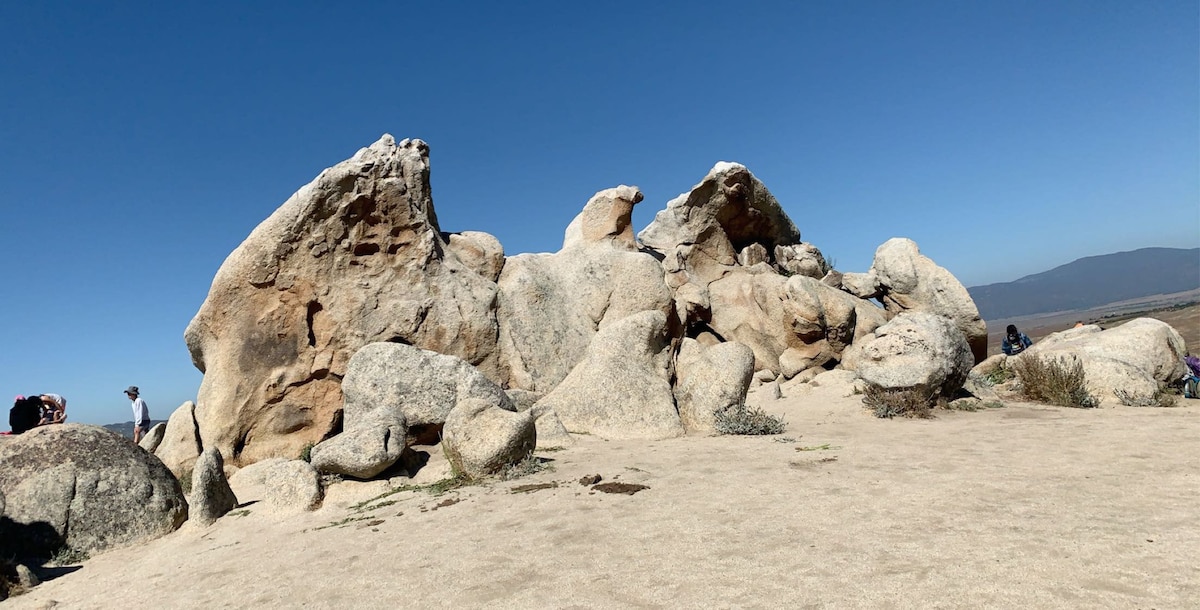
[9,395,44,434]
[1001,324,1033,356]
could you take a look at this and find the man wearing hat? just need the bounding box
[125,386,151,443]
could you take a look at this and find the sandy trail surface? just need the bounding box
[11,381,1200,609]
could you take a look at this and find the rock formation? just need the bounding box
[0,424,187,558]
[181,136,997,470]
[840,238,987,364]
[184,135,502,465]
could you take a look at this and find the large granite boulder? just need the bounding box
[152,401,202,484]
[851,312,974,398]
[442,398,536,479]
[497,186,674,392]
[674,339,755,433]
[1020,318,1187,405]
[0,424,187,558]
[840,238,987,364]
[184,135,502,466]
[536,310,684,440]
[189,447,238,526]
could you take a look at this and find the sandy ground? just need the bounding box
[9,379,1200,609]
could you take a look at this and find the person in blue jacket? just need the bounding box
[1002,325,1033,356]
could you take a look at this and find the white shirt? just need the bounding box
[131,397,150,424]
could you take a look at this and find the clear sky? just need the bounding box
[1,1,1197,427]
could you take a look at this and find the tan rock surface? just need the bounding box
[12,391,1199,609]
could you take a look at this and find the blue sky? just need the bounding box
[1,1,1196,426]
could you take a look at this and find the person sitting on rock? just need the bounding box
[1001,325,1032,356]
[38,393,67,424]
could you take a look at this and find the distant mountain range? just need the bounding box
[968,247,1200,320]
[102,420,167,439]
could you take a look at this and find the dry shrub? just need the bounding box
[1010,355,1097,408]
[1115,387,1178,408]
[714,404,786,435]
[862,384,941,419]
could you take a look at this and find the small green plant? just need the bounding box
[982,400,1006,409]
[1010,355,1098,408]
[713,404,786,435]
[48,546,90,566]
[228,509,252,518]
[1115,387,1178,408]
[983,366,1015,386]
[299,442,315,463]
[862,384,939,419]
[796,443,841,451]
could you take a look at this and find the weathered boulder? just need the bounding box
[853,312,974,397]
[775,243,829,279]
[0,424,187,558]
[190,448,238,526]
[505,390,572,450]
[675,339,755,433]
[536,310,684,440]
[1020,318,1187,405]
[843,238,987,364]
[442,398,536,479]
[138,422,166,453]
[153,401,202,484]
[184,135,502,466]
[228,458,322,513]
[497,186,674,392]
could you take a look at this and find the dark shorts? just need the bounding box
[136,421,151,432]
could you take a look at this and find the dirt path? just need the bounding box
[10,382,1200,609]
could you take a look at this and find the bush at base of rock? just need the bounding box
[1011,355,1098,409]
[862,383,941,419]
[713,404,786,435]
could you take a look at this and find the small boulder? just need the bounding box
[442,398,536,479]
[190,447,238,526]
[228,458,322,513]
[675,339,755,433]
[855,312,974,398]
[138,422,167,453]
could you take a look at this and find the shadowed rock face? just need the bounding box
[184,135,502,466]
[0,424,187,559]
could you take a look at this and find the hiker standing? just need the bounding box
[125,386,151,443]
[1001,325,1033,356]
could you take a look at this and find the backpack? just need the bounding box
[9,397,43,434]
